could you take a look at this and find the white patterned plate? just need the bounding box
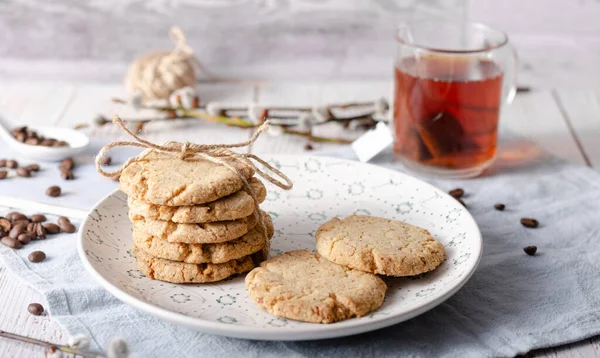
[78,155,482,340]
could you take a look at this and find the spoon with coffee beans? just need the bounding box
[0,112,89,161]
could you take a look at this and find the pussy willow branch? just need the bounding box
[0,330,105,358]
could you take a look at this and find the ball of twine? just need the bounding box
[125,27,197,101]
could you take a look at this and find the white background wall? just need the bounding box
[0,0,598,88]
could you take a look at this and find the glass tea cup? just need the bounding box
[393,20,517,178]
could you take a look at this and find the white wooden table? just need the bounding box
[0,81,599,357]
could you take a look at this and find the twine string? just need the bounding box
[95,115,292,251]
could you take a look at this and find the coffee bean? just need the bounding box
[46,186,61,197]
[26,164,40,172]
[16,167,31,177]
[30,214,47,223]
[27,222,36,233]
[12,219,30,228]
[304,143,314,151]
[57,216,70,225]
[8,212,27,222]
[61,170,74,180]
[494,203,505,211]
[6,160,18,169]
[101,156,112,166]
[60,158,75,170]
[28,251,46,263]
[0,159,6,167]
[59,221,76,234]
[35,223,47,239]
[9,224,26,239]
[43,223,60,234]
[25,137,40,145]
[0,218,11,232]
[17,233,34,244]
[448,188,464,199]
[1,236,22,249]
[524,245,537,256]
[0,170,7,179]
[27,303,44,316]
[520,218,539,228]
[40,138,56,146]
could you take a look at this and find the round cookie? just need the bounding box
[131,211,260,244]
[245,250,387,324]
[128,178,267,223]
[316,215,446,277]
[120,150,255,206]
[132,217,274,264]
[133,246,255,283]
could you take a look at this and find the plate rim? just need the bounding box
[77,154,483,341]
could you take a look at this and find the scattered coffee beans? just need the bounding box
[9,224,26,239]
[520,218,539,228]
[60,158,75,171]
[58,217,76,233]
[28,251,46,263]
[448,188,464,199]
[16,167,31,177]
[30,214,47,223]
[494,203,505,211]
[35,223,47,239]
[101,156,112,166]
[26,164,40,172]
[6,160,18,169]
[61,170,75,180]
[17,233,34,244]
[9,212,28,221]
[524,246,537,256]
[1,236,23,249]
[46,186,61,197]
[27,303,44,316]
[0,218,11,232]
[43,223,60,234]
[11,126,69,148]
[0,170,7,179]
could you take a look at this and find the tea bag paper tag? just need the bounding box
[351,122,394,162]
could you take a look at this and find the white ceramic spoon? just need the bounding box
[0,112,89,162]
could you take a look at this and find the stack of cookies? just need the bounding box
[119,151,274,283]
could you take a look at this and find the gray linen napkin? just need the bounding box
[2,135,600,358]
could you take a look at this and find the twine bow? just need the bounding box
[96,115,293,253]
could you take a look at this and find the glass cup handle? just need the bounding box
[502,44,519,106]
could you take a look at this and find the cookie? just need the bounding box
[133,246,256,283]
[316,215,446,277]
[120,150,255,206]
[245,250,387,324]
[132,210,260,244]
[132,217,274,264]
[128,178,267,223]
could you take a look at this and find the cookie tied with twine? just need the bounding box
[95,115,293,255]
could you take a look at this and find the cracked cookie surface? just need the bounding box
[120,150,255,206]
[128,178,267,223]
[133,246,256,283]
[245,250,386,324]
[316,215,446,277]
[132,210,262,244]
[132,216,273,264]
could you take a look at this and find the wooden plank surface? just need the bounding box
[0,81,598,357]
